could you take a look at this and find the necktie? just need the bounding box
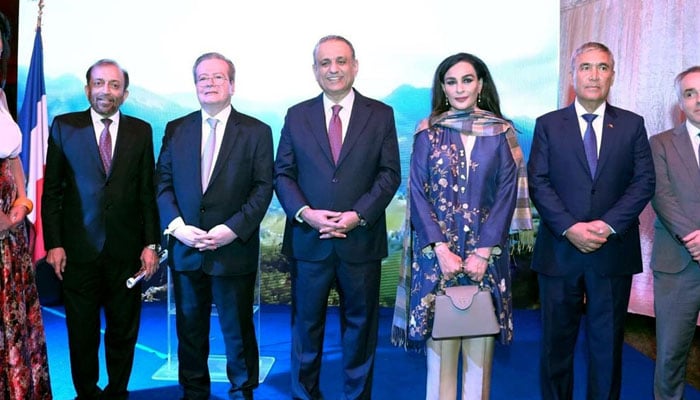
[328,105,342,164]
[582,113,598,177]
[202,118,218,191]
[99,118,113,173]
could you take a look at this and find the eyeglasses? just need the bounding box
[196,74,228,86]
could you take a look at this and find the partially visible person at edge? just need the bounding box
[527,42,655,400]
[0,10,52,399]
[274,35,401,400]
[649,65,700,400]
[391,52,533,400]
[43,59,160,399]
[156,52,274,400]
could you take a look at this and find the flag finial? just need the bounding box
[36,0,45,29]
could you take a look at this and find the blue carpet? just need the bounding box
[43,303,700,399]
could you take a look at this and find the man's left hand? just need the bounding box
[195,224,237,251]
[319,211,361,239]
[139,247,160,280]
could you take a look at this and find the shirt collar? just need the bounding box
[91,108,120,125]
[685,119,700,138]
[323,89,355,112]
[574,100,606,119]
[201,105,232,125]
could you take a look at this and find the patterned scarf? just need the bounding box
[391,109,533,349]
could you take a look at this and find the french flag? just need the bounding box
[18,26,48,263]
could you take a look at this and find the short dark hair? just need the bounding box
[570,42,615,72]
[192,52,236,83]
[429,52,504,120]
[674,65,700,100]
[85,59,130,90]
[313,35,356,64]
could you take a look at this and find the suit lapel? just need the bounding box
[307,95,336,165]
[180,113,204,194]
[670,124,700,181]
[562,104,591,178]
[110,115,135,177]
[207,107,239,191]
[595,104,618,180]
[78,110,109,176]
[337,92,370,166]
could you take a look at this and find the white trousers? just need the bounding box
[425,336,495,400]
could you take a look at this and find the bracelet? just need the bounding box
[433,241,447,249]
[472,252,489,262]
[12,197,33,214]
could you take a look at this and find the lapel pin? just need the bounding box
[607,123,614,128]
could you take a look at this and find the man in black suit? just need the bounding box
[527,42,655,399]
[156,52,273,400]
[43,59,160,400]
[274,35,401,400]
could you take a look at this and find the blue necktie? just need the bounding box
[582,113,598,177]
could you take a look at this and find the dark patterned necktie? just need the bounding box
[582,113,598,177]
[202,118,218,191]
[328,105,342,164]
[99,118,113,172]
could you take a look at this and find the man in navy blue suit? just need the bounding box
[527,42,655,400]
[156,52,273,400]
[274,35,401,400]
[43,59,161,400]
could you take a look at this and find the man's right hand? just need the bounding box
[300,208,344,239]
[565,222,608,253]
[46,247,67,280]
[172,225,208,247]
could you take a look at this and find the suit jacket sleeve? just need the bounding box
[155,120,181,231]
[42,117,68,250]
[650,132,697,239]
[134,120,160,245]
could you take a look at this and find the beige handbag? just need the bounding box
[431,283,500,339]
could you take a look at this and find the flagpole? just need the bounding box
[18,0,49,263]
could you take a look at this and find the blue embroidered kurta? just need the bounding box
[408,122,518,345]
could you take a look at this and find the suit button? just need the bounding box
[200,207,205,213]
[332,178,339,183]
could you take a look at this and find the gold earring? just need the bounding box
[445,97,449,107]
[477,93,482,105]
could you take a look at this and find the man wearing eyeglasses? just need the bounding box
[156,52,274,400]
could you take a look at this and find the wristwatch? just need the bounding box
[354,210,367,227]
[146,244,161,253]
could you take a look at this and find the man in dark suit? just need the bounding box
[527,42,655,400]
[156,52,273,400]
[43,59,160,400]
[274,35,401,400]
[650,65,700,400]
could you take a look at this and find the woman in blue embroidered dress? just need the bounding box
[392,53,532,399]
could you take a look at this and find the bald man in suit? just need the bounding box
[43,59,160,400]
[274,35,400,400]
[650,65,700,400]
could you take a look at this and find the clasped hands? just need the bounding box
[301,208,360,239]
[435,244,489,282]
[565,220,611,253]
[172,224,236,251]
